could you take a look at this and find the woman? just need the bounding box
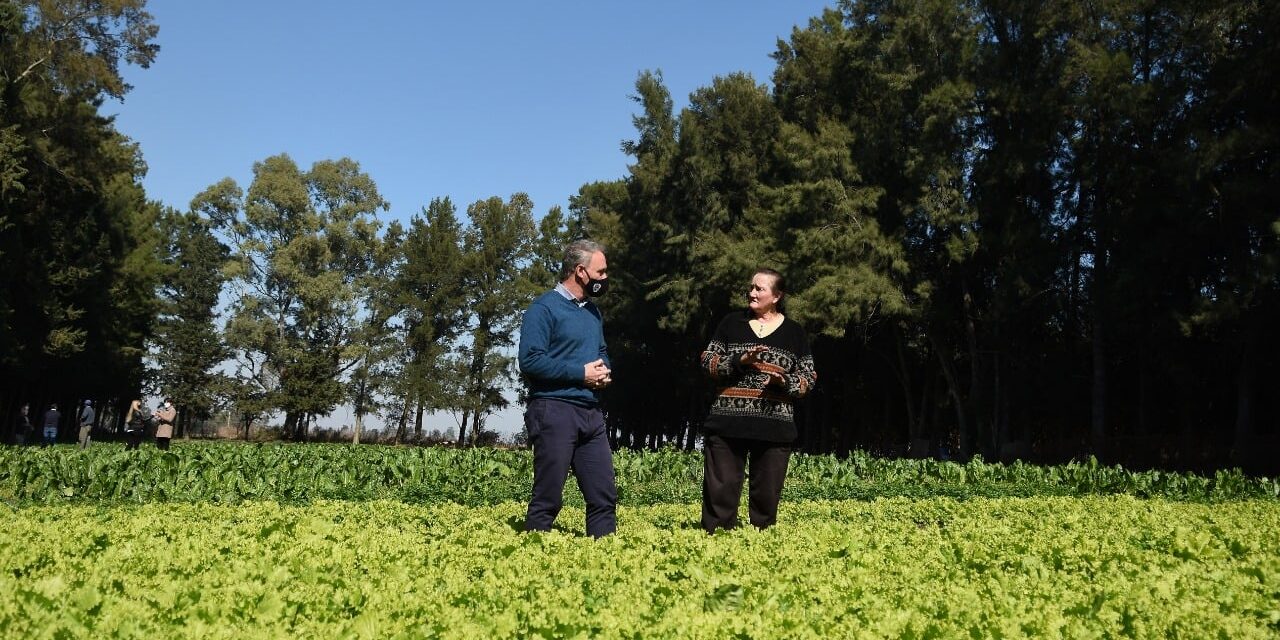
[123,399,149,450]
[13,403,31,445]
[153,398,176,450]
[698,268,816,532]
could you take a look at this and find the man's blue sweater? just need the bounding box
[518,289,610,407]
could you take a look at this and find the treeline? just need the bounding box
[3,1,1277,472]
[586,0,1279,472]
[188,165,577,444]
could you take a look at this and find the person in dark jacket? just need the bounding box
[698,268,816,532]
[123,399,149,450]
[41,403,60,446]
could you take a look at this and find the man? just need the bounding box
[518,239,616,538]
[77,400,95,449]
[41,402,60,446]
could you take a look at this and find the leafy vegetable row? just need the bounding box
[2,442,1276,505]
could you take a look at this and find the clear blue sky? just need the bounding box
[111,1,832,222]
[108,0,833,436]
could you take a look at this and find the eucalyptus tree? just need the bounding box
[199,154,390,440]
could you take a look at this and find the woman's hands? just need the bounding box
[739,345,767,368]
[740,346,786,387]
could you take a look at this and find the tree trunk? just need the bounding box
[471,412,487,446]
[930,331,969,458]
[284,411,298,441]
[918,370,935,454]
[961,283,990,458]
[353,411,362,445]
[414,400,425,441]
[841,373,860,457]
[458,410,470,448]
[684,397,698,450]
[1090,308,1107,454]
[893,328,920,441]
[1136,353,1149,439]
[816,394,831,454]
[395,396,409,444]
[993,352,1006,458]
[1232,319,1257,463]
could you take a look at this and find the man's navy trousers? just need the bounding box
[524,397,617,537]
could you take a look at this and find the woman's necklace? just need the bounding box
[750,313,782,338]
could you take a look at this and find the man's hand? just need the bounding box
[584,359,612,390]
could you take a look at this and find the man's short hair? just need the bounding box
[559,239,605,281]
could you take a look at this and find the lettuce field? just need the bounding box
[2,444,1278,638]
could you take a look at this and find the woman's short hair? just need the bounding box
[559,239,605,280]
[755,268,786,296]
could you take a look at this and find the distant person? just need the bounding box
[698,268,816,532]
[517,239,616,538]
[153,398,176,450]
[41,403,60,446]
[123,399,150,450]
[13,403,31,445]
[77,400,95,449]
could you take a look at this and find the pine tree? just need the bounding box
[152,207,229,436]
[0,0,162,432]
[392,197,469,441]
[455,194,536,445]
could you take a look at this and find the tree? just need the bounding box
[2,0,158,101]
[391,197,469,442]
[598,71,696,449]
[529,205,574,289]
[1183,0,1280,460]
[455,194,537,446]
[348,221,403,444]
[151,207,229,437]
[212,374,270,440]
[203,154,390,440]
[0,0,162,436]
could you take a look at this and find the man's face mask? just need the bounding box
[579,266,608,297]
